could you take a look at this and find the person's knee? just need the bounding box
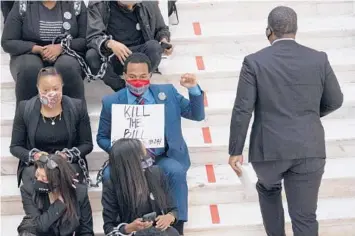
[164,164,186,182]
[17,55,42,79]
[145,40,161,51]
[145,40,162,57]
[256,180,282,192]
[55,55,81,73]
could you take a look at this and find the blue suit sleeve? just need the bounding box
[188,85,202,96]
[97,98,112,153]
[172,85,205,121]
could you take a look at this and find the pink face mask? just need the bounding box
[39,91,60,109]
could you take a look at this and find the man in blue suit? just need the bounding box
[97,53,205,235]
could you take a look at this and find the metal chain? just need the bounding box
[92,159,110,187]
[59,147,97,188]
[106,223,133,236]
[54,34,113,82]
[28,148,41,164]
[106,227,120,236]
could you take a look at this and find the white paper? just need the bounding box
[111,104,165,148]
[237,163,256,200]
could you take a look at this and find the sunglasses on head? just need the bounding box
[37,155,59,170]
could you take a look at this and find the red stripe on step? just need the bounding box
[195,56,205,70]
[204,92,208,107]
[202,127,212,144]
[210,205,221,224]
[205,164,216,183]
[193,22,202,35]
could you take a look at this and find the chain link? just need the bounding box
[106,223,132,236]
[54,34,113,82]
[51,34,114,188]
[58,147,98,188]
[28,148,41,164]
[92,159,110,187]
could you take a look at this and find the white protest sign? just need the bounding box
[111,104,165,148]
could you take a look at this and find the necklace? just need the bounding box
[42,113,62,125]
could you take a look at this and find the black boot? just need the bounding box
[173,221,184,235]
[102,74,126,92]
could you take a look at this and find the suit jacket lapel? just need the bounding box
[119,91,128,104]
[28,98,41,148]
[62,97,73,146]
[149,85,166,105]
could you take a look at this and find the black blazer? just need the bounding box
[102,166,178,235]
[229,40,343,162]
[1,1,87,56]
[10,96,93,186]
[20,183,94,236]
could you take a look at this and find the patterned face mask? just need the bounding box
[39,91,61,109]
[126,80,150,97]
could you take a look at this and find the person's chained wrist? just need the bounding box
[28,149,48,164]
[167,212,176,225]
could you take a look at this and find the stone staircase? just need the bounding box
[1,1,355,235]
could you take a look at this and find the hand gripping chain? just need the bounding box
[56,147,98,188]
[28,147,106,188]
[53,34,113,82]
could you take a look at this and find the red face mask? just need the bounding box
[126,80,150,96]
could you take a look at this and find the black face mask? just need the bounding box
[33,180,51,194]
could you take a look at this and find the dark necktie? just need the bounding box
[136,96,156,158]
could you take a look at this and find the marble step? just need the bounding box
[175,0,355,23]
[2,157,355,215]
[1,45,355,88]
[170,14,355,44]
[2,197,355,235]
[2,119,355,175]
[2,36,355,67]
[1,81,355,136]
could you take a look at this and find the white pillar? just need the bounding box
[158,0,169,26]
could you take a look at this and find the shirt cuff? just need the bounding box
[188,85,202,96]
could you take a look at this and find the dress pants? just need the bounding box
[251,157,325,236]
[85,39,163,92]
[155,156,188,223]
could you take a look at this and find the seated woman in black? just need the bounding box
[20,154,94,235]
[10,67,93,187]
[1,0,87,103]
[102,138,180,236]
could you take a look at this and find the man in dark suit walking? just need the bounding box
[228,6,343,236]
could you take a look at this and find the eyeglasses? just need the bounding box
[37,155,59,170]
